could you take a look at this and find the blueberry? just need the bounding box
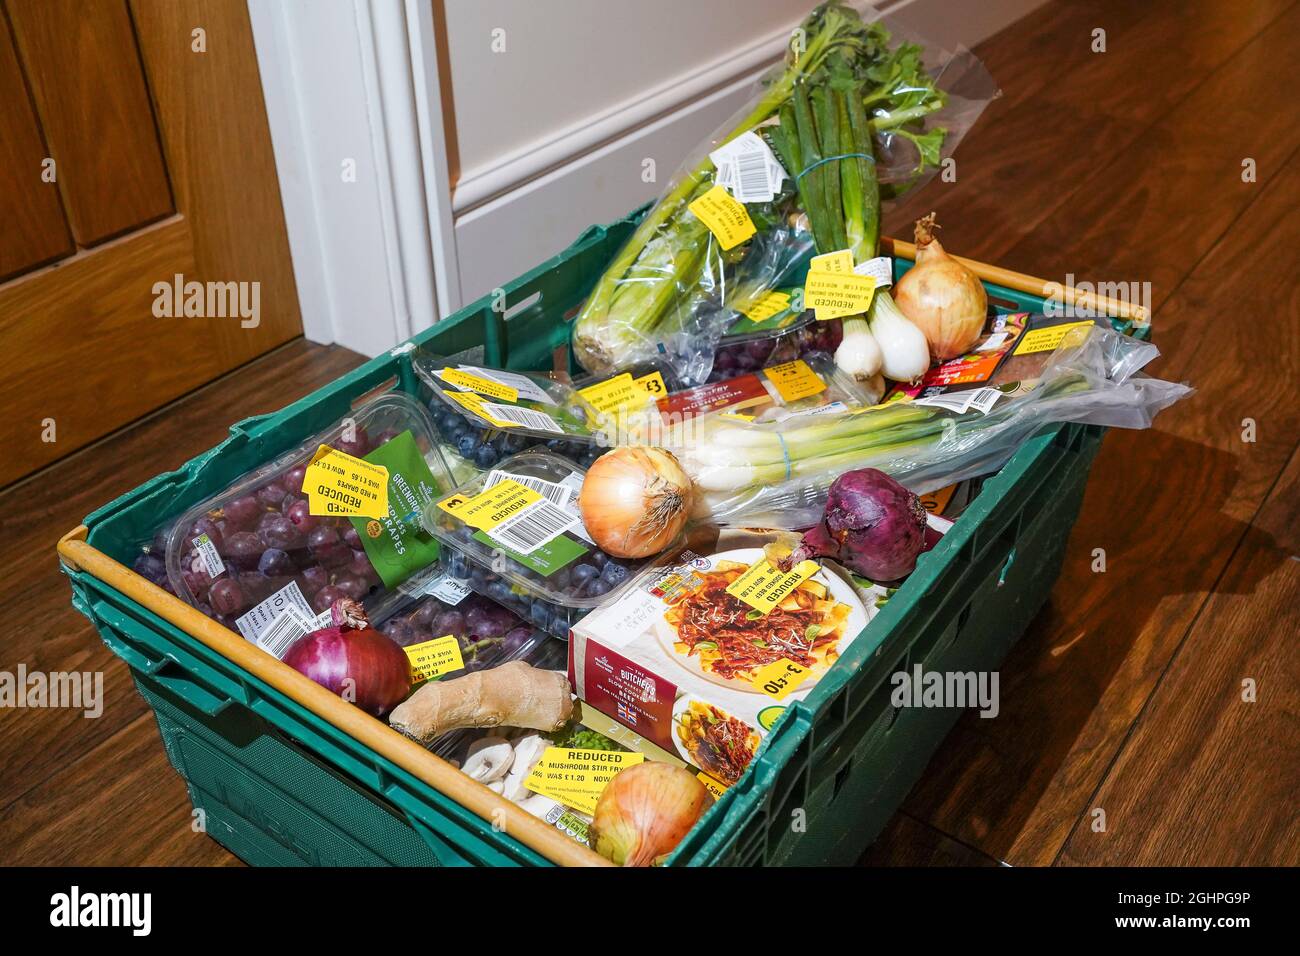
[590,550,608,569]
[571,563,597,584]
[474,445,498,468]
[587,578,610,597]
[502,434,527,454]
[457,435,477,458]
[546,438,565,450]
[487,580,510,602]
[601,562,629,586]
[530,603,549,627]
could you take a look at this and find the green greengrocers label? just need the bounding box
[471,530,587,577]
[349,430,442,588]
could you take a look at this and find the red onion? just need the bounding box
[283,599,412,717]
[784,468,927,581]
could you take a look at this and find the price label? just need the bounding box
[524,748,646,814]
[740,290,791,323]
[809,249,854,273]
[633,370,667,397]
[697,773,729,798]
[438,367,518,402]
[1013,320,1095,355]
[404,635,465,682]
[441,389,521,428]
[804,271,877,321]
[437,479,541,531]
[725,557,820,614]
[762,359,826,403]
[751,658,813,701]
[303,445,389,519]
[578,373,641,415]
[688,184,757,251]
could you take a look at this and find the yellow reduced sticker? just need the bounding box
[437,478,540,531]
[719,412,754,423]
[725,557,820,614]
[697,772,729,798]
[751,658,813,701]
[688,184,757,251]
[578,373,641,415]
[439,367,518,403]
[740,290,791,323]
[804,271,876,321]
[763,359,826,403]
[524,747,646,814]
[809,249,854,273]
[633,370,667,397]
[404,635,465,682]
[1013,320,1095,355]
[441,389,521,428]
[303,445,389,519]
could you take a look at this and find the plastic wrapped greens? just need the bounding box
[570,1,997,385]
[678,326,1191,529]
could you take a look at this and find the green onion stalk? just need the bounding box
[571,2,949,377]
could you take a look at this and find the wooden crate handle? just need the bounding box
[883,237,1150,324]
[57,526,611,868]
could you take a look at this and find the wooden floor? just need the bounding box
[2,0,1297,867]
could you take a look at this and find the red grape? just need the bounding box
[209,578,245,616]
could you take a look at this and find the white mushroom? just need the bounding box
[517,794,557,818]
[460,735,514,783]
[502,733,549,802]
[486,779,505,794]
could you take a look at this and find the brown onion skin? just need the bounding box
[894,214,987,361]
[579,447,691,558]
[589,762,713,866]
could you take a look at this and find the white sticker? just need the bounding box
[976,332,1008,352]
[457,365,555,405]
[191,534,225,579]
[913,386,1005,415]
[480,402,564,433]
[426,574,473,605]
[235,580,315,643]
[853,256,893,288]
[557,471,595,545]
[710,131,785,204]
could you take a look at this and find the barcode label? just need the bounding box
[192,534,225,578]
[853,256,893,288]
[256,607,313,660]
[913,387,1005,415]
[235,581,315,643]
[487,498,577,554]
[487,470,570,507]
[480,402,564,434]
[733,150,773,203]
[457,365,554,405]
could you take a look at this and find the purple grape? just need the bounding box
[502,625,533,655]
[381,619,417,646]
[224,495,261,530]
[257,481,288,508]
[297,565,329,597]
[223,531,263,571]
[332,571,369,601]
[335,427,370,458]
[258,548,293,576]
[347,550,381,586]
[209,578,245,616]
[133,552,167,585]
[181,568,213,602]
[286,499,318,533]
[260,514,300,550]
[238,571,276,604]
[307,525,339,550]
[284,464,308,496]
[189,517,225,552]
[341,524,362,549]
[311,585,346,614]
[411,601,439,629]
[432,609,465,638]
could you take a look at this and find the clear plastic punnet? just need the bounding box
[413,351,607,471]
[569,0,998,386]
[420,450,671,640]
[366,574,541,682]
[165,392,454,643]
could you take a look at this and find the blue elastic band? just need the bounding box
[776,432,793,481]
[796,152,875,181]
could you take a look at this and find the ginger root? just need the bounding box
[389,661,573,745]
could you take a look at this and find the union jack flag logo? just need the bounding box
[617,701,636,725]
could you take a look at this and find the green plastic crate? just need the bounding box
[60,208,1137,866]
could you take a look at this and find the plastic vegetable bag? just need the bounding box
[679,326,1192,529]
[570,0,997,385]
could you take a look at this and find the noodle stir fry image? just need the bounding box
[663,560,854,686]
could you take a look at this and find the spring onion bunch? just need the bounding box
[571,2,950,378]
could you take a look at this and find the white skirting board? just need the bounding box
[251,0,1046,354]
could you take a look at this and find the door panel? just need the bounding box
[0,8,72,280]
[7,0,174,246]
[0,0,302,486]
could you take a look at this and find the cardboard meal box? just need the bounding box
[568,529,874,786]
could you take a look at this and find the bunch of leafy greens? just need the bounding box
[571,2,949,377]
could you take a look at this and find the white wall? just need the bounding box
[251,0,1047,353]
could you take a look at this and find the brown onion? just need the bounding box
[579,446,692,558]
[589,762,713,866]
[893,212,988,361]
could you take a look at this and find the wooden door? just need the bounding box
[0,0,301,486]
